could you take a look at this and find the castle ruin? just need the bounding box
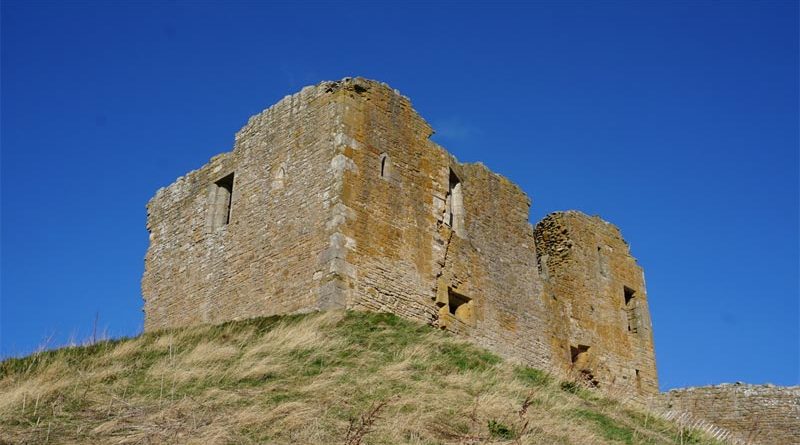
[141,77,660,399]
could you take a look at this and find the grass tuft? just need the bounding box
[487,418,516,439]
[514,366,552,387]
[573,408,635,444]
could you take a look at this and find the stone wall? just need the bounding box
[141,77,656,398]
[660,384,800,445]
[534,212,658,398]
[142,83,347,330]
[331,80,553,369]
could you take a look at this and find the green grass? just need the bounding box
[0,311,722,445]
[488,419,516,439]
[515,366,551,387]
[574,409,635,444]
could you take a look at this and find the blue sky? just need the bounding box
[1,1,797,390]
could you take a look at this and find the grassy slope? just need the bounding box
[0,311,718,445]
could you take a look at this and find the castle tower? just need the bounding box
[535,212,658,396]
[142,78,658,398]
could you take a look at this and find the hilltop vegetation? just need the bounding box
[1,311,718,444]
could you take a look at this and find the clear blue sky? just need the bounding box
[2,1,797,391]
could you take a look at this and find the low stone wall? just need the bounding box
[658,383,800,445]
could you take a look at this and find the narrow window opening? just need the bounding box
[445,169,464,235]
[379,153,389,178]
[211,173,234,229]
[447,288,474,324]
[273,165,286,190]
[597,245,609,278]
[624,286,639,333]
[635,369,642,390]
[624,286,635,305]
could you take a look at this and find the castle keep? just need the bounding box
[142,78,658,399]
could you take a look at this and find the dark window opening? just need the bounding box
[211,173,234,229]
[448,289,470,316]
[445,288,475,325]
[216,173,234,225]
[570,345,590,364]
[623,286,639,333]
[635,369,642,389]
[624,286,636,306]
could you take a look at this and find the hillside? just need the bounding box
[1,311,720,445]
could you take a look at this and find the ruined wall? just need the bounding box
[332,80,552,368]
[435,163,550,369]
[142,77,656,399]
[142,83,347,330]
[534,211,658,397]
[660,384,800,445]
[331,79,444,323]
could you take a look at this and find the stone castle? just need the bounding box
[142,77,657,399]
[141,78,798,443]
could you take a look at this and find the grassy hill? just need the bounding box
[1,311,719,445]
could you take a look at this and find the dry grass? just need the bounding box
[0,311,721,445]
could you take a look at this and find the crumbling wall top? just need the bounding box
[236,77,430,142]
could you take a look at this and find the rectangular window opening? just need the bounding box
[448,289,470,315]
[624,286,636,306]
[623,286,639,333]
[445,169,465,235]
[447,288,474,324]
[570,345,590,364]
[597,245,609,278]
[211,173,234,229]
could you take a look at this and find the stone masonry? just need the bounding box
[534,212,657,398]
[660,384,800,445]
[142,77,661,400]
